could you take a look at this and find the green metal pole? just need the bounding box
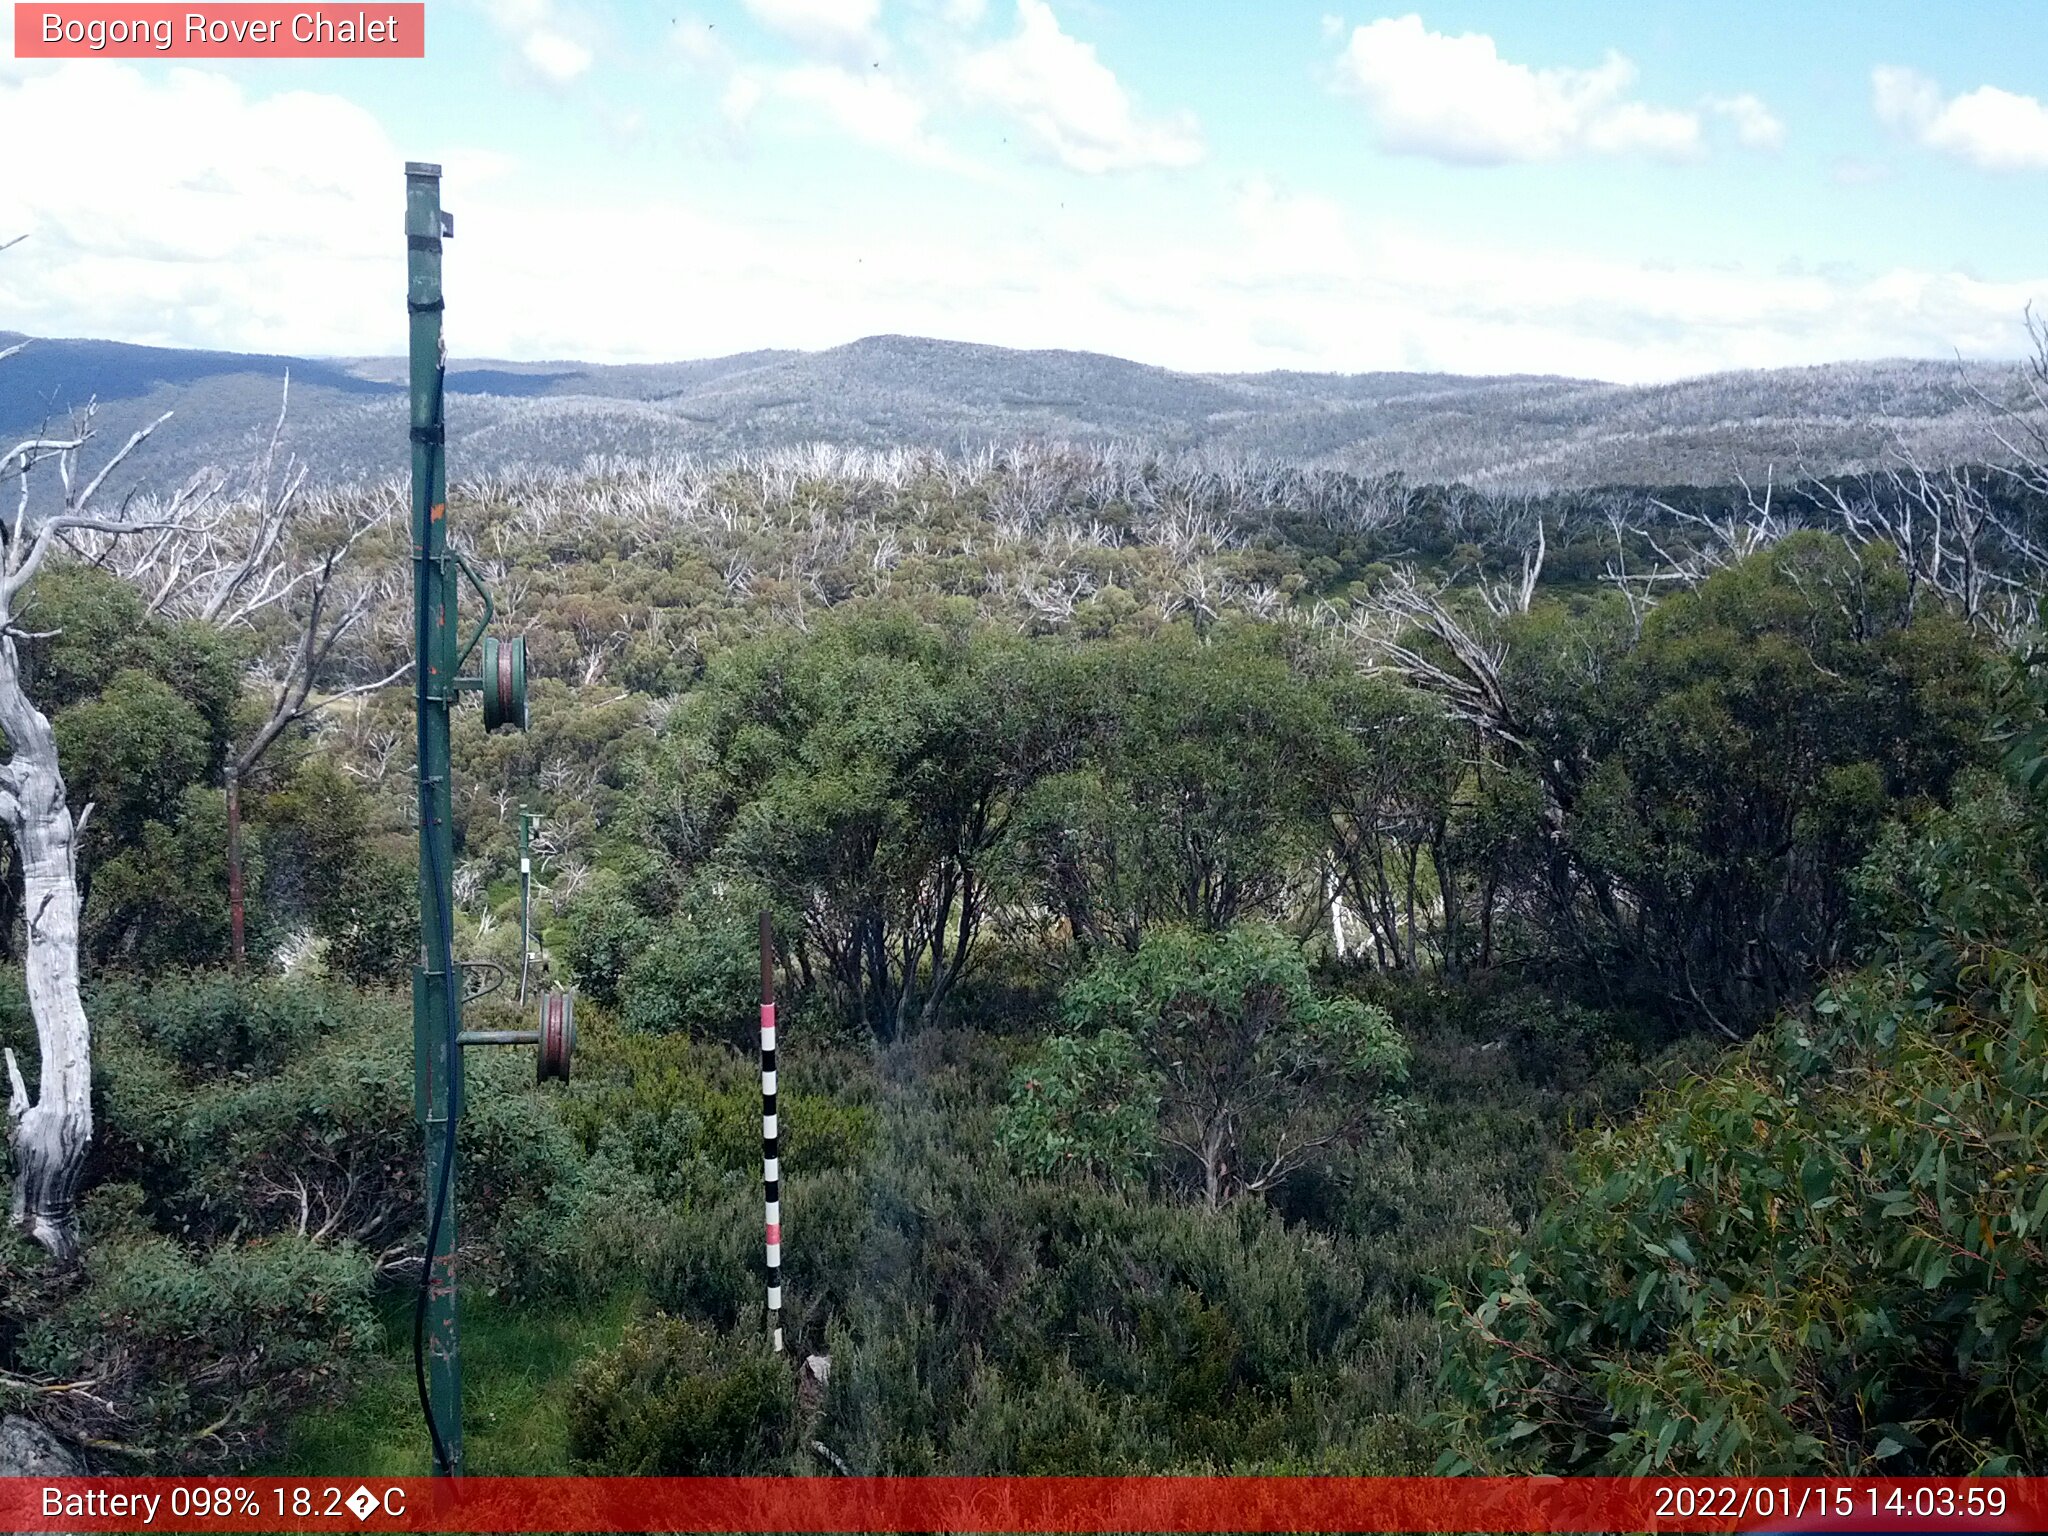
[406,160,463,1478]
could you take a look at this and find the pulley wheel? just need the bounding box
[537,989,575,1082]
[481,634,528,733]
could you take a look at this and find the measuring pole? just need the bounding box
[760,911,782,1353]
[407,160,463,1478]
[517,809,535,1003]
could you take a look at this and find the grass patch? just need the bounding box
[267,1287,642,1475]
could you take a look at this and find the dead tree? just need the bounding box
[1347,567,1531,752]
[1645,467,1792,585]
[0,382,194,1261]
[72,382,409,962]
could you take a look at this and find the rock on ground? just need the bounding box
[0,1412,88,1474]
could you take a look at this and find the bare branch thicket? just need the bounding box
[1599,501,1692,639]
[1596,326,2048,639]
[1226,579,1287,623]
[1645,465,1795,585]
[1959,304,2048,504]
[579,631,627,686]
[1015,568,1097,628]
[1339,569,1530,752]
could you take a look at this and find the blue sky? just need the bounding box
[3,1,2046,380]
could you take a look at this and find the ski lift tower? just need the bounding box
[406,161,572,1477]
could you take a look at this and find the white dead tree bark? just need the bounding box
[0,383,196,1261]
[1345,568,1530,751]
[1478,515,1546,618]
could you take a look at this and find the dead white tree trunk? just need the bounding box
[0,642,92,1262]
[0,319,199,1258]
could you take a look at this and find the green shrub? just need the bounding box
[619,907,761,1047]
[1470,984,1635,1086]
[567,1314,792,1473]
[318,845,417,988]
[555,1019,873,1180]
[996,1027,1157,1187]
[90,971,346,1077]
[6,969,591,1466]
[1051,923,1406,1205]
[1436,769,2048,1475]
[560,874,653,1009]
[9,1222,375,1457]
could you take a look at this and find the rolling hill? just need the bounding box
[0,329,2028,499]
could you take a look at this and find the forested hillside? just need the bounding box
[1,330,2029,501]
[3,399,2047,1474]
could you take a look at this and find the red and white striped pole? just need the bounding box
[759,910,783,1354]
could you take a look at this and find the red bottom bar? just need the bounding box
[2,1477,2040,1534]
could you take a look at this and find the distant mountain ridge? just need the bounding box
[0,329,2026,496]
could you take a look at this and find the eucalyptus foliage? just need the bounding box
[1436,646,2048,1474]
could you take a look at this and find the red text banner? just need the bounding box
[0,1477,2040,1533]
[13,4,425,58]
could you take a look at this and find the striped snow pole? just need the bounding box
[760,910,783,1353]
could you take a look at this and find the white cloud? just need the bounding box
[721,71,768,125]
[0,64,394,351]
[1871,66,1941,131]
[4,61,2044,393]
[689,6,960,170]
[470,0,599,85]
[747,62,966,167]
[1705,92,1784,151]
[1873,66,2048,170]
[1831,155,1891,187]
[1330,14,1700,164]
[522,29,593,81]
[959,0,1202,173]
[742,0,882,58]
[1232,180,1359,281]
[776,63,920,142]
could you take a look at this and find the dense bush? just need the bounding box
[567,1313,793,1473]
[811,1144,1434,1473]
[1015,923,1406,1207]
[560,872,653,1010]
[6,462,2035,1477]
[1486,534,1993,1025]
[618,888,769,1049]
[3,1219,377,1456]
[996,1028,1157,1188]
[255,756,416,983]
[554,1018,875,1182]
[1437,763,2048,1474]
[1,971,591,1461]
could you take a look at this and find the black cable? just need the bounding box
[414,823,461,1476]
[411,359,461,1479]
